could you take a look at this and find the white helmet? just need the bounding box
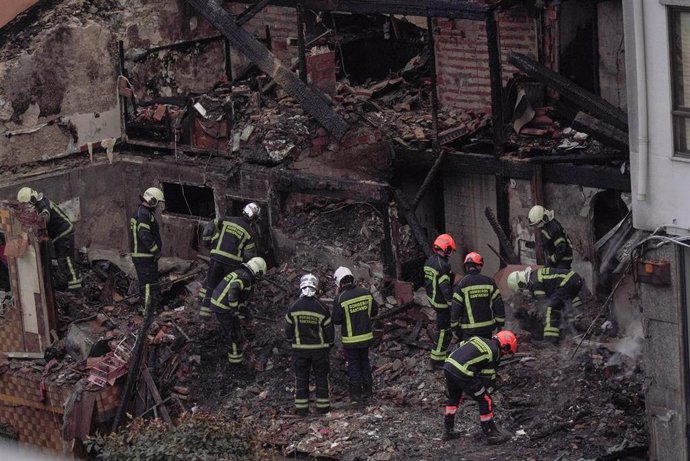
[507,268,531,292]
[17,187,41,204]
[299,273,318,297]
[333,266,353,286]
[245,257,267,277]
[528,205,553,227]
[142,187,165,207]
[243,202,260,221]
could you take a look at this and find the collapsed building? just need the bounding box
[0,0,651,459]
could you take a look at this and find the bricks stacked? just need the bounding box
[306,51,336,96]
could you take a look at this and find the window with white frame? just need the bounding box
[671,7,690,157]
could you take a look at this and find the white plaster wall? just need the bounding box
[625,1,690,235]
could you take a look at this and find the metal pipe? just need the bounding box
[633,0,648,201]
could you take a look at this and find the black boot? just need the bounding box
[481,420,512,445]
[443,414,458,441]
[349,382,363,409]
[362,379,373,401]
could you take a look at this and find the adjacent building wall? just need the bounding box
[624,1,690,235]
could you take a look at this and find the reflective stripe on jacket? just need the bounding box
[285,296,335,349]
[129,204,161,259]
[423,254,453,309]
[332,284,379,348]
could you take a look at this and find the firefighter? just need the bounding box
[506,266,583,343]
[285,273,335,415]
[443,330,517,444]
[528,205,573,270]
[199,202,260,318]
[16,187,82,291]
[129,187,165,315]
[211,256,267,364]
[332,266,379,408]
[451,252,505,341]
[423,234,456,369]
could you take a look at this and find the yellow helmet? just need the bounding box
[142,187,165,207]
[507,269,530,292]
[17,187,40,204]
[245,257,267,277]
[528,205,555,226]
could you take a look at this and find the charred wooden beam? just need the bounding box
[486,10,504,157]
[271,169,389,203]
[508,52,628,132]
[393,149,631,191]
[232,0,489,20]
[571,111,629,151]
[525,152,628,164]
[187,0,349,139]
[236,0,273,26]
[485,207,519,264]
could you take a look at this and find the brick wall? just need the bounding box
[226,4,298,64]
[435,6,538,112]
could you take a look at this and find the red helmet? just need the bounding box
[494,330,518,355]
[464,252,484,267]
[433,234,456,256]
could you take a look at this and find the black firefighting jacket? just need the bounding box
[423,254,453,309]
[210,266,255,314]
[450,271,505,340]
[528,267,582,298]
[285,296,335,350]
[129,204,161,259]
[332,283,379,348]
[202,216,256,266]
[444,336,500,389]
[34,196,74,242]
[541,219,573,268]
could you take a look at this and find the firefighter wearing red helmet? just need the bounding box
[443,330,517,444]
[450,252,505,342]
[423,234,457,369]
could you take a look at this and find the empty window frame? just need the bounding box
[161,183,215,218]
[670,7,690,157]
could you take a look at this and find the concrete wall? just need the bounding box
[598,1,626,111]
[624,2,690,236]
[636,245,688,461]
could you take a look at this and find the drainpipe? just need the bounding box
[633,0,649,201]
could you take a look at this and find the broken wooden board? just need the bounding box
[572,111,629,151]
[185,0,349,140]
[508,52,628,132]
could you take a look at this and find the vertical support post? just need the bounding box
[117,40,130,129]
[486,9,509,266]
[380,201,397,279]
[297,4,307,84]
[486,9,504,157]
[427,16,440,149]
[531,164,545,264]
[223,38,233,82]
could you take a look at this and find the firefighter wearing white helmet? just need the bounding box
[199,202,261,318]
[129,187,165,316]
[285,273,334,415]
[506,266,583,343]
[16,186,82,291]
[332,266,379,408]
[528,205,573,270]
[210,256,268,364]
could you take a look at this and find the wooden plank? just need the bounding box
[141,367,173,426]
[4,351,44,359]
[572,111,629,151]
[508,52,628,132]
[249,0,489,19]
[185,0,350,140]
